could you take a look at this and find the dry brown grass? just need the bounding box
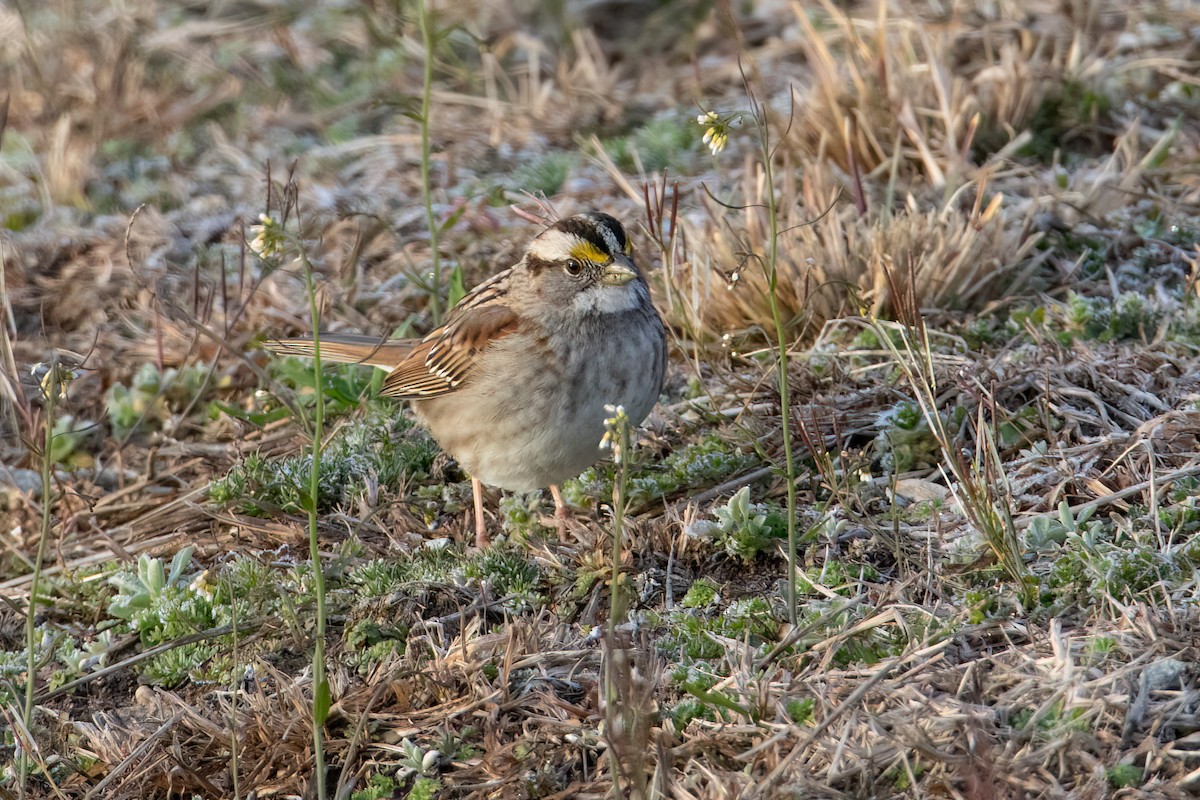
[656,157,1043,345]
[648,0,1200,344]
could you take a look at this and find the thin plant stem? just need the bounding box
[608,414,630,630]
[753,105,799,625]
[21,361,62,799]
[604,409,633,797]
[226,570,241,800]
[418,0,442,326]
[301,256,329,800]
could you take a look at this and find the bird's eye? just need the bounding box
[564,259,583,276]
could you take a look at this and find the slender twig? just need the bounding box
[744,77,800,625]
[21,360,64,798]
[603,408,645,798]
[418,0,442,325]
[299,247,329,800]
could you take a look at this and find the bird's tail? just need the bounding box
[264,334,414,370]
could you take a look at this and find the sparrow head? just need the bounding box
[522,212,646,313]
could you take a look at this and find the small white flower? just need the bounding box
[31,361,74,400]
[696,109,736,155]
[600,404,629,463]
[248,213,283,258]
[189,569,215,600]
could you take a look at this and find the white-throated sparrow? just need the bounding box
[267,212,667,546]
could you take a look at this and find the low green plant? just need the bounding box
[345,620,408,672]
[670,695,718,728]
[601,115,701,175]
[107,546,198,623]
[687,486,787,562]
[507,152,574,196]
[1021,79,1112,162]
[106,362,219,437]
[394,737,444,796]
[724,596,781,640]
[785,697,815,724]
[867,316,1030,598]
[1026,501,1104,551]
[346,549,461,598]
[873,401,964,474]
[657,613,726,661]
[209,405,437,515]
[49,414,92,465]
[350,773,396,800]
[463,548,543,608]
[1044,521,1188,609]
[499,491,554,540]
[671,662,752,721]
[795,558,868,597]
[563,434,756,510]
[1065,291,1158,341]
[263,356,380,417]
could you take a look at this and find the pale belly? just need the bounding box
[412,318,664,491]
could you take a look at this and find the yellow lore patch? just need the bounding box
[569,240,609,265]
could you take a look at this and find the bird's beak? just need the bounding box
[602,258,638,286]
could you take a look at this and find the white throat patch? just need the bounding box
[572,283,643,314]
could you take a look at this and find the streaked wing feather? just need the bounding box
[381,300,519,399]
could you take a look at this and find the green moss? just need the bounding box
[1106,765,1143,789]
[681,578,720,608]
[785,697,815,724]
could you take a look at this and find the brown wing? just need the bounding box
[381,294,519,399]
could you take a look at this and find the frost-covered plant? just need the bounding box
[107,546,196,621]
[687,486,786,562]
[107,362,216,437]
[1026,501,1103,551]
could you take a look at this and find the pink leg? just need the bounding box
[472,476,489,548]
[550,484,571,542]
